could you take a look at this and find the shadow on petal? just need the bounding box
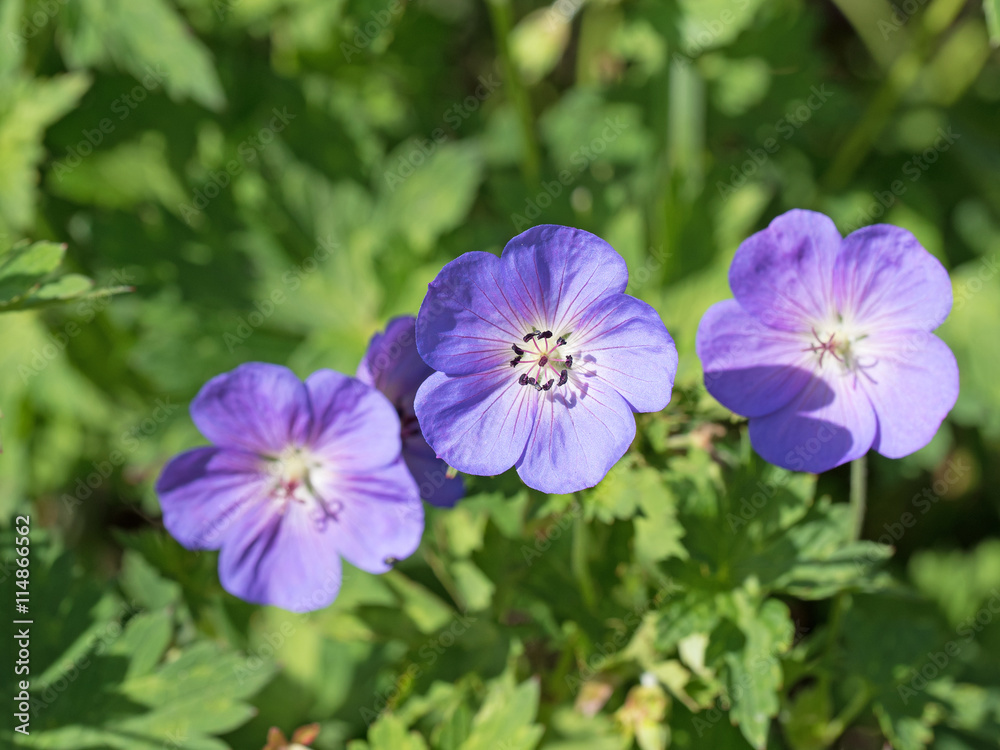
[742,366,876,473]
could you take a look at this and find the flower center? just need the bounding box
[804,323,876,382]
[268,446,343,525]
[509,328,574,391]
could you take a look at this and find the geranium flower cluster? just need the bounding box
[157,212,958,611]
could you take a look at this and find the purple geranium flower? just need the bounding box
[697,209,959,473]
[413,225,678,494]
[357,316,464,507]
[155,363,423,613]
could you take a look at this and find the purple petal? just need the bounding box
[357,315,432,410]
[570,293,678,414]
[859,329,958,459]
[696,299,814,417]
[191,363,312,455]
[747,371,877,473]
[414,369,537,477]
[499,225,629,333]
[729,209,843,332]
[305,370,403,472]
[403,436,465,507]
[311,459,425,573]
[516,378,635,494]
[417,251,531,376]
[156,447,271,550]
[217,501,343,613]
[833,224,952,332]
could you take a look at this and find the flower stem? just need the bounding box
[485,0,540,187]
[849,455,867,542]
[572,514,597,610]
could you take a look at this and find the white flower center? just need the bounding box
[266,446,344,528]
[805,316,875,381]
[508,327,576,391]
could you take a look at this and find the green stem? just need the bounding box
[823,683,872,744]
[572,514,597,610]
[850,455,868,542]
[486,0,540,187]
[823,0,968,190]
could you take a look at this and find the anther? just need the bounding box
[542,379,554,391]
[538,355,548,367]
[523,332,537,342]
[510,356,522,367]
[565,355,573,369]
[512,344,525,356]
[527,377,537,387]
[558,370,568,386]
[518,374,529,386]
[539,330,553,339]
[556,336,566,346]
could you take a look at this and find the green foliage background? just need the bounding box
[1,0,1000,748]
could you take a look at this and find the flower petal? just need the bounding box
[834,224,952,331]
[156,447,271,550]
[696,299,814,417]
[857,329,959,459]
[571,293,678,414]
[217,502,343,613]
[417,251,530,376]
[305,370,403,471]
[403,436,464,507]
[311,458,425,573]
[500,225,629,332]
[747,370,877,473]
[191,362,312,454]
[729,209,843,332]
[516,378,635,494]
[414,368,537,477]
[357,315,431,410]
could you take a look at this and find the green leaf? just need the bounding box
[0,239,131,312]
[60,0,225,109]
[0,73,90,234]
[379,140,485,254]
[450,560,496,612]
[360,714,429,750]
[459,671,544,750]
[47,133,189,213]
[0,241,66,302]
[987,0,1000,47]
[724,598,795,749]
[5,549,272,750]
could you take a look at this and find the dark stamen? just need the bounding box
[538,330,553,339]
[523,332,537,342]
[558,370,568,386]
[565,355,573,369]
[512,344,525,356]
[519,374,529,386]
[538,355,548,367]
[542,379,554,391]
[556,336,567,346]
[527,377,537,387]
[509,356,522,367]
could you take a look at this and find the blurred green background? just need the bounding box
[1,0,1000,748]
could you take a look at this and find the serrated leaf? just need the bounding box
[459,669,544,750]
[60,0,225,109]
[450,560,496,612]
[725,598,794,749]
[0,73,90,234]
[365,714,429,750]
[0,241,66,302]
[384,571,455,634]
[380,141,485,254]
